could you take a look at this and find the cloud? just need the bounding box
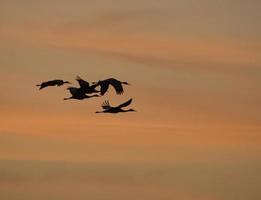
[1,23,260,72]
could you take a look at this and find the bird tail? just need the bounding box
[63,97,71,100]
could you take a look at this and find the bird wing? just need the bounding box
[100,82,109,95]
[102,100,111,110]
[76,76,90,88]
[117,98,133,108]
[108,79,124,94]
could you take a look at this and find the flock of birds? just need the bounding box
[36,76,136,114]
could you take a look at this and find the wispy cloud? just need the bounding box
[1,24,260,72]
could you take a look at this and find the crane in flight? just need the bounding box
[95,98,136,114]
[36,79,71,90]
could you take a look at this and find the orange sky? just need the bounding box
[0,0,261,200]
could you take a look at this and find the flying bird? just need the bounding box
[64,87,100,100]
[96,98,136,114]
[93,78,130,95]
[75,76,100,94]
[36,79,71,90]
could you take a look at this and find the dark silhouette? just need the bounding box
[93,78,130,95]
[76,76,100,94]
[96,98,136,114]
[64,87,100,100]
[36,79,71,90]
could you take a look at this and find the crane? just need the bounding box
[96,98,136,114]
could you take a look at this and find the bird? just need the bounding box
[75,76,100,94]
[36,79,71,90]
[95,98,136,114]
[93,78,130,95]
[64,87,100,100]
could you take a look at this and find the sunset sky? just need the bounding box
[0,0,261,199]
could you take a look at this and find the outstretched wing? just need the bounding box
[76,76,90,88]
[100,82,109,95]
[108,79,124,95]
[117,98,132,108]
[102,100,111,110]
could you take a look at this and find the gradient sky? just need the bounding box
[0,0,261,200]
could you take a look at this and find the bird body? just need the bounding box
[94,78,130,95]
[96,98,136,114]
[64,87,99,100]
[36,79,71,90]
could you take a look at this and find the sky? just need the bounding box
[0,0,261,199]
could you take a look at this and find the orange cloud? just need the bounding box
[1,24,260,70]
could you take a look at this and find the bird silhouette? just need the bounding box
[75,76,100,94]
[96,98,136,114]
[64,87,100,100]
[36,79,71,90]
[93,78,130,95]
